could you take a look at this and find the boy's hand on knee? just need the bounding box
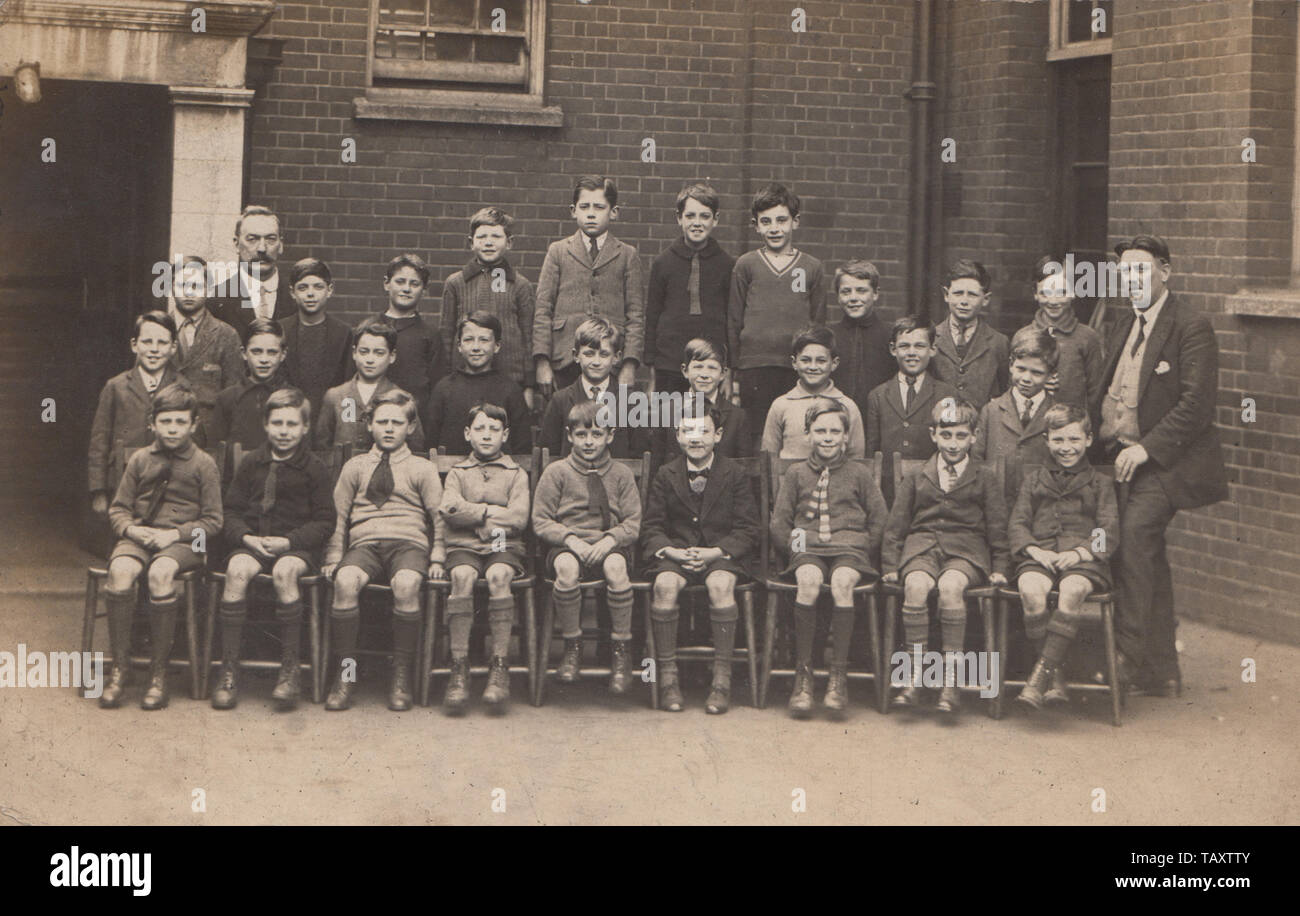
[588,535,617,563]
[1054,552,1079,571]
[428,562,446,580]
[321,563,338,579]
[882,572,899,584]
[989,572,1008,586]
[153,528,180,549]
[662,547,690,564]
[1026,546,1056,570]
[243,534,275,559]
[262,536,292,556]
[564,536,593,565]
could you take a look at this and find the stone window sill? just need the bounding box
[353,92,563,128]
[1224,288,1300,319]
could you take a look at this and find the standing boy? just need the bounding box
[205,317,292,452]
[280,257,352,424]
[533,176,644,395]
[427,311,531,456]
[167,254,243,435]
[440,207,537,409]
[642,403,759,714]
[101,384,222,709]
[374,253,445,434]
[650,338,751,471]
[538,317,639,459]
[930,259,1009,410]
[973,326,1058,471]
[761,325,865,459]
[321,390,445,711]
[1023,255,1103,414]
[315,320,426,454]
[644,183,734,395]
[727,183,826,426]
[831,260,894,415]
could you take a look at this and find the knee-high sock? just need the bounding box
[553,585,581,639]
[901,604,928,652]
[330,605,360,667]
[830,605,855,668]
[392,610,419,665]
[147,593,178,666]
[275,601,302,658]
[1041,608,1082,667]
[607,587,634,641]
[650,602,679,670]
[104,588,136,665]
[219,599,246,663]
[710,603,738,679]
[487,596,514,658]
[1022,605,1049,642]
[446,595,474,659]
[793,601,816,666]
[939,601,966,654]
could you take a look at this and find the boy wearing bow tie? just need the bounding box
[321,390,445,712]
[642,402,760,714]
[882,398,1009,716]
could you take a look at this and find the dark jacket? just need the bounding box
[223,442,334,555]
[930,317,1010,410]
[538,379,643,459]
[650,397,751,473]
[1008,464,1119,561]
[374,310,446,432]
[209,270,296,340]
[641,454,760,569]
[87,365,180,495]
[832,312,894,413]
[204,372,294,452]
[169,309,244,420]
[280,313,353,423]
[644,238,734,372]
[1090,294,1228,510]
[427,368,531,456]
[973,390,1056,470]
[865,373,957,502]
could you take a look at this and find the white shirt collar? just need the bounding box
[897,372,924,396]
[939,454,969,484]
[1010,388,1040,416]
[581,377,609,400]
[583,231,608,253]
[1133,288,1168,323]
[170,306,204,329]
[138,365,165,392]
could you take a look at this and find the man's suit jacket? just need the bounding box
[973,391,1055,470]
[930,318,1010,410]
[279,313,353,420]
[533,231,645,369]
[170,310,244,417]
[209,269,296,340]
[1091,293,1228,510]
[641,454,760,570]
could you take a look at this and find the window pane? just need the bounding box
[395,31,425,60]
[430,32,473,61]
[475,35,524,64]
[493,0,527,30]
[1095,1,1113,38]
[430,0,475,27]
[1067,0,1094,44]
[378,0,427,27]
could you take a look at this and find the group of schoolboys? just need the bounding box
[88,175,1114,726]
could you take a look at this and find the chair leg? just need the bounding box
[535,590,554,706]
[307,581,323,704]
[82,574,100,699]
[1102,598,1122,726]
[182,577,201,699]
[643,595,658,710]
[419,587,438,707]
[741,590,758,708]
[321,583,333,701]
[523,586,538,707]
[980,594,997,719]
[202,576,221,699]
[881,592,896,713]
[994,597,1010,720]
[863,590,884,714]
[759,590,778,709]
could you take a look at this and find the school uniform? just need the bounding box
[538,377,642,459]
[439,453,531,577]
[832,312,894,413]
[169,308,244,428]
[761,382,865,459]
[1025,309,1103,413]
[222,442,334,570]
[930,317,1010,410]
[1008,462,1118,592]
[650,397,751,472]
[865,372,958,502]
[88,364,180,496]
[726,249,827,372]
[440,257,536,389]
[107,439,223,572]
[972,389,1055,471]
[426,367,531,456]
[314,375,427,455]
[533,231,645,371]
[532,451,642,575]
[373,310,445,433]
[882,454,1010,583]
[205,371,294,451]
[644,238,734,374]
[769,454,888,578]
[279,313,353,424]
[641,454,759,582]
[209,268,296,339]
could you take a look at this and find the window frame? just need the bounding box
[1047,0,1113,62]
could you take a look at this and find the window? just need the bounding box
[357,0,562,125]
[1048,0,1113,62]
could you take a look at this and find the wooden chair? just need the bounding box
[534,449,653,707]
[636,455,762,710]
[992,462,1124,725]
[79,442,226,700]
[877,452,1000,717]
[200,441,327,703]
[419,447,540,708]
[758,452,887,713]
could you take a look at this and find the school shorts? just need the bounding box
[444,548,528,580]
[645,555,750,587]
[1014,558,1111,594]
[225,548,318,575]
[546,546,631,581]
[900,546,983,587]
[783,550,876,581]
[338,539,428,582]
[108,538,204,574]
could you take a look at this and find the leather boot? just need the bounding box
[659,661,683,712]
[140,601,175,711]
[935,654,961,713]
[823,665,849,714]
[788,663,814,718]
[1044,666,1070,705]
[557,637,582,683]
[482,656,510,710]
[99,591,134,709]
[1018,658,1054,710]
[608,640,632,695]
[271,644,301,708]
[210,661,239,710]
[388,657,413,711]
[892,653,924,710]
[324,663,354,711]
[705,663,731,715]
[443,657,470,714]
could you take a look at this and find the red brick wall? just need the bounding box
[1110,0,1300,644]
[246,0,914,332]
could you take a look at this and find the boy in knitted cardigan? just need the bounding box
[532,400,642,694]
[770,399,888,718]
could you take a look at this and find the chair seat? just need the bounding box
[428,575,536,590]
[630,579,757,592]
[763,578,877,594]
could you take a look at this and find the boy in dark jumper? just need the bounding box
[374,253,446,434]
[427,311,531,456]
[649,337,751,471]
[280,257,353,425]
[538,317,640,459]
[830,260,894,414]
[206,317,292,452]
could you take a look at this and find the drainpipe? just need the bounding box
[905,0,936,319]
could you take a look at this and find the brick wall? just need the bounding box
[246,0,914,333]
[1110,0,1300,644]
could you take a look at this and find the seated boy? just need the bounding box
[374,253,446,434]
[538,316,640,459]
[167,254,243,435]
[214,387,334,710]
[865,316,958,503]
[440,207,537,410]
[205,317,292,451]
[437,402,531,713]
[642,402,759,714]
[650,337,751,471]
[761,325,865,459]
[316,319,426,455]
[831,260,894,413]
[321,390,445,712]
[882,398,1009,716]
[280,257,353,424]
[929,259,1010,410]
[102,383,222,710]
[1008,404,1118,709]
[770,399,888,718]
[427,311,531,456]
[89,311,181,516]
[973,325,1058,471]
[532,400,642,693]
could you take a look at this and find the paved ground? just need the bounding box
[2,573,1296,825]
